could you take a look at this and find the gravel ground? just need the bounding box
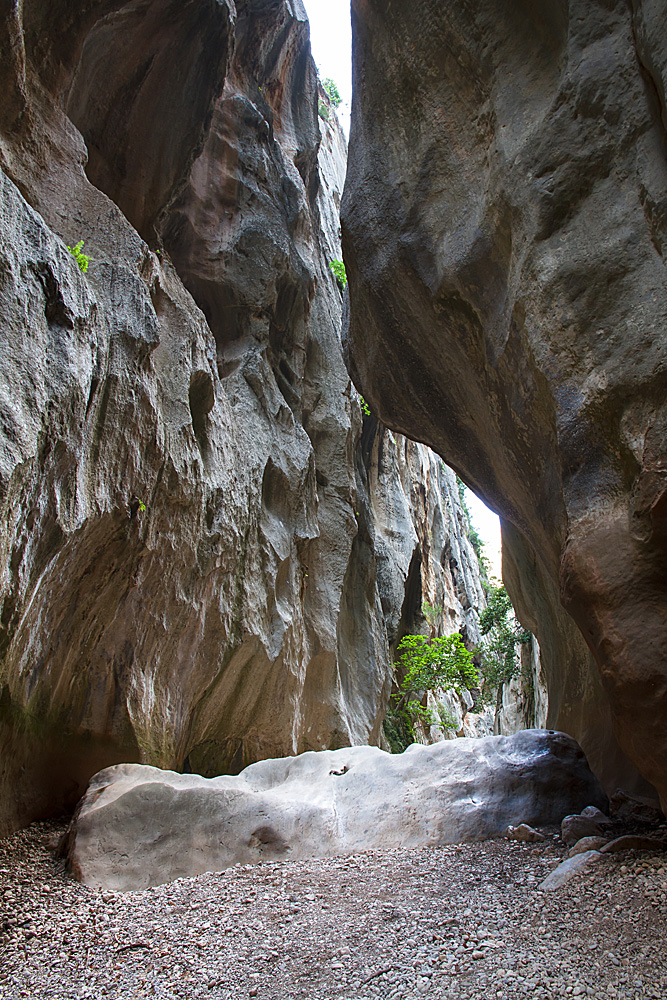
[1,822,666,1000]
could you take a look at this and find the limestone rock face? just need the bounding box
[494,634,549,738]
[65,729,607,890]
[342,0,667,808]
[0,0,486,834]
[357,425,486,655]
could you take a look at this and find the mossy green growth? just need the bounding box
[323,78,342,108]
[476,584,532,691]
[383,698,419,753]
[67,240,90,273]
[329,259,347,288]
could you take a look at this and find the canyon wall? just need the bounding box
[0,0,485,834]
[343,0,667,806]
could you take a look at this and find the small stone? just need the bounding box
[600,835,667,854]
[538,850,602,891]
[560,815,603,845]
[580,805,613,827]
[506,824,545,843]
[568,836,608,857]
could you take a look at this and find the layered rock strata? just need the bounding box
[0,0,486,834]
[342,0,667,807]
[65,730,606,890]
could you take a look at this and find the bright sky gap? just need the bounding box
[303,0,502,577]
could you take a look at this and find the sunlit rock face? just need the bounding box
[0,0,486,834]
[342,0,667,808]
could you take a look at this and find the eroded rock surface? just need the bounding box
[343,0,667,808]
[65,729,606,890]
[0,0,487,834]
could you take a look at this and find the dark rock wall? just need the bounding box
[0,0,485,833]
[342,0,667,807]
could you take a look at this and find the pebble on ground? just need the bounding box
[1,822,666,999]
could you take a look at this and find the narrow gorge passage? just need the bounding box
[1,0,667,997]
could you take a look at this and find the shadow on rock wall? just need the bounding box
[342,0,667,808]
[0,0,487,833]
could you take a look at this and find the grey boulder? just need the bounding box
[561,813,604,845]
[65,730,606,890]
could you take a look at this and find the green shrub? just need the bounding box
[436,704,459,732]
[318,100,330,121]
[383,695,438,753]
[329,259,347,288]
[323,78,342,108]
[359,395,371,416]
[476,585,532,689]
[67,240,90,273]
[383,632,478,753]
[397,632,478,694]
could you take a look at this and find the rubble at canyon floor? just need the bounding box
[1,821,666,1000]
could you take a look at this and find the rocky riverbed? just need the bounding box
[1,822,666,1000]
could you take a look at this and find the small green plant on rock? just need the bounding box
[323,78,342,108]
[67,240,90,273]
[359,395,371,416]
[436,704,459,732]
[476,584,532,691]
[318,100,330,121]
[421,600,443,637]
[329,259,347,288]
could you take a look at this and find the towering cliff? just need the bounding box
[0,0,486,834]
[342,0,667,806]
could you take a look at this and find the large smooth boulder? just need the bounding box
[342,0,667,809]
[65,730,606,890]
